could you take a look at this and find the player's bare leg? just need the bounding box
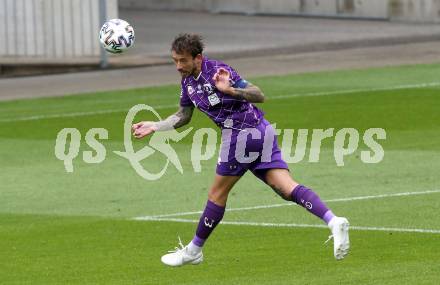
[161,175,241,266]
[263,168,350,260]
[207,174,241,206]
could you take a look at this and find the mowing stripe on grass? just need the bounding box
[137,217,440,234]
[135,189,440,219]
[1,81,439,123]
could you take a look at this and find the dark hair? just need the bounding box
[171,33,204,58]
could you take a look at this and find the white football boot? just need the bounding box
[161,237,204,267]
[326,217,350,260]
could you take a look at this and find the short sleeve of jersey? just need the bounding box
[179,86,194,107]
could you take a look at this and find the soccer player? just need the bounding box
[132,33,349,266]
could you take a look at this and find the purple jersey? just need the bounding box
[180,57,264,130]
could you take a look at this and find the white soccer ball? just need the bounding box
[99,19,135,53]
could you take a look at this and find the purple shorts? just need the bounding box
[216,118,289,182]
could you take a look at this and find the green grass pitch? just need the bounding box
[0,63,439,284]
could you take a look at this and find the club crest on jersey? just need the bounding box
[187,85,195,95]
[208,94,221,106]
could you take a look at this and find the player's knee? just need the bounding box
[268,183,292,201]
[208,186,229,204]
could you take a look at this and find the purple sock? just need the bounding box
[192,200,225,247]
[291,184,335,224]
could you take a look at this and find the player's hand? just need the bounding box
[132,121,158,139]
[213,68,234,95]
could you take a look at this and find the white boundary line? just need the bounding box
[134,189,440,219]
[270,82,440,100]
[1,81,439,123]
[135,217,440,234]
[133,189,440,234]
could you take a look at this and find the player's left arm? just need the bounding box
[213,68,265,103]
[230,82,265,103]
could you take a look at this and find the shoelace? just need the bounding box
[324,235,333,245]
[168,236,186,253]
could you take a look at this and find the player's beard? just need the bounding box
[189,66,198,78]
[179,63,197,78]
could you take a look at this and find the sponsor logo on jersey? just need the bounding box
[203,83,214,94]
[197,84,203,94]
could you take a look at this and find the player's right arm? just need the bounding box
[132,105,194,139]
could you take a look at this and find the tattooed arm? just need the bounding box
[212,68,265,103]
[154,105,194,130]
[132,106,194,139]
[229,82,265,103]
